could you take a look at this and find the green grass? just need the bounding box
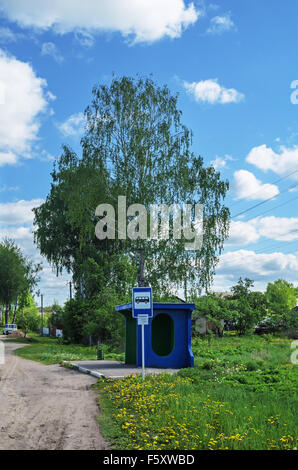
[9,334,124,364]
[94,333,298,450]
[7,331,297,449]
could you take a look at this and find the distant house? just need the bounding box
[193,292,232,335]
[213,292,233,298]
[194,317,225,335]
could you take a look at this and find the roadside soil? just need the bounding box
[0,339,110,450]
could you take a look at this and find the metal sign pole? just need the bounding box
[141,322,145,380]
[41,294,44,336]
[132,286,153,381]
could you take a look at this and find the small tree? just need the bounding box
[233,297,256,335]
[0,239,41,324]
[62,287,127,347]
[16,304,40,337]
[194,293,231,336]
[62,298,90,343]
[266,279,297,328]
[230,278,267,334]
[47,301,64,331]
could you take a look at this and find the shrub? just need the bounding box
[201,359,218,370]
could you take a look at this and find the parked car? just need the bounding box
[3,324,18,335]
[254,317,282,334]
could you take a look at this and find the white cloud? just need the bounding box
[211,249,298,292]
[0,49,50,164]
[226,216,298,247]
[246,144,298,178]
[184,79,244,104]
[46,91,57,102]
[0,198,44,225]
[0,76,5,104]
[216,249,298,280]
[75,31,95,47]
[0,151,18,166]
[211,156,227,170]
[207,13,235,35]
[58,112,86,137]
[0,198,71,306]
[226,220,260,246]
[211,154,234,170]
[232,170,280,200]
[257,216,298,242]
[41,42,64,63]
[0,0,200,44]
[0,225,33,241]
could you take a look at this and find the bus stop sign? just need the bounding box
[132,287,153,319]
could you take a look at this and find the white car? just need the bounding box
[3,324,17,335]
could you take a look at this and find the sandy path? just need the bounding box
[0,339,110,450]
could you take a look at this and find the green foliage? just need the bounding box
[33,145,116,287]
[193,293,231,336]
[266,279,297,328]
[34,75,230,300]
[62,298,91,344]
[95,334,297,450]
[0,239,41,324]
[13,335,124,364]
[48,300,64,329]
[229,278,268,335]
[33,75,231,344]
[82,287,126,348]
[16,301,41,337]
[62,289,127,348]
[192,280,269,336]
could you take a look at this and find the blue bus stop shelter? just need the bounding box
[115,302,195,369]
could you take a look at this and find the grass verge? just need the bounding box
[93,333,298,450]
[8,334,124,364]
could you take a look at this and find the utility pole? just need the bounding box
[66,281,72,300]
[137,248,145,287]
[41,294,44,336]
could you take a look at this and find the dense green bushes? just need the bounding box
[193,277,297,337]
[62,289,128,349]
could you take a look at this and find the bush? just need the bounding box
[62,290,126,348]
[16,306,40,337]
[62,298,91,343]
[201,359,218,370]
[245,360,262,371]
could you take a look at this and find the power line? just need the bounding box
[254,238,298,254]
[229,168,298,209]
[246,195,298,220]
[231,181,298,219]
[230,195,298,230]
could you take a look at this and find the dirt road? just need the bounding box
[0,340,110,450]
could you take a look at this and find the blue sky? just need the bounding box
[0,0,297,305]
